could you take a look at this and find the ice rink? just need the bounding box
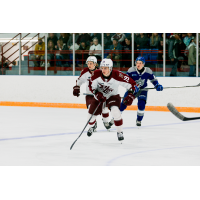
[0,106,199,166]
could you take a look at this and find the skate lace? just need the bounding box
[118,132,123,137]
[110,119,114,124]
[88,127,94,133]
[104,122,110,127]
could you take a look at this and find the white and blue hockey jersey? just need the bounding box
[126,66,158,89]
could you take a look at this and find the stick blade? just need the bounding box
[167,103,185,121]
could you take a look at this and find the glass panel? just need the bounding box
[134,33,163,77]
[75,33,102,76]
[24,33,46,75]
[0,33,19,75]
[47,33,72,76]
[198,33,200,77]
[104,33,132,73]
[165,33,196,77]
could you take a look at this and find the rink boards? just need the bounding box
[0,76,200,112]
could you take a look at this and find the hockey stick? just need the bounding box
[70,101,101,150]
[143,83,200,90]
[167,103,200,121]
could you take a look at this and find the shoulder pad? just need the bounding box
[127,66,137,73]
[145,67,153,75]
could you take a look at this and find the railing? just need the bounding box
[25,49,191,73]
[1,33,40,68]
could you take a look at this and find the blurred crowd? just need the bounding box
[28,33,198,76]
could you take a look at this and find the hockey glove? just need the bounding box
[123,92,135,106]
[73,85,80,97]
[134,84,140,94]
[95,91,106,102]
[155,83,163,91]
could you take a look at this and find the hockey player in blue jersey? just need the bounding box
[120,56,163,126]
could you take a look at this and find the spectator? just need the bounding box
[55,39,69,67]
[158,39,163,63]
[183,33,193,47]
[134,33,140,40]
[31,37,45,67]
[122,37,132,67]
[150,33,161,49]
[104,33,113,49]
[188,36,196,76]
[147,33,151,38]
[0,56,9,68]
[47,33,58,48]
[67,33,79,50]
[77,33,91,46]
[111,33,126,46]
[45,40,56,67]
[168,34,185,76]
[107,38,122,68]
[90,33,101,45]
[76,39,90,65]
[135,33,150,49]
[182,33,187,40]
[59,33,69,47]
[89,38,102,62]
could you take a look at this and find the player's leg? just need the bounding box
[87,113,97,137]
[120,91,129,112]
[102,107,112,130]
[106,91,129,130]
[107,95,124,141]
[136,91,147,126]
[87,97,103,137]
[110,106,124,141]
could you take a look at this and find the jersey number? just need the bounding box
[124,76,129,82]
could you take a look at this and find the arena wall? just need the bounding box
[0,76,200,112]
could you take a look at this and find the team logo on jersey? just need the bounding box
[135,78,145,87]
[98,83,113,94]
[119,73,124,79]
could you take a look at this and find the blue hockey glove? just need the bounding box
[155,83,163,91]
[134,84,139,93]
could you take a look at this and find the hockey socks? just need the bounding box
[137,100,145,122]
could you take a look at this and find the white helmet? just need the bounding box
[86,56,97,64]
[100,58,113,71]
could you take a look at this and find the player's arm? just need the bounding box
[118,71,139,93]
[148,69,163,91]
[89,70,106,102]
[115,71,139,106]
[73,69,88,97]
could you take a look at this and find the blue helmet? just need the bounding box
[135,56,145,65]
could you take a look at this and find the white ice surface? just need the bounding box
[0,106,199,166]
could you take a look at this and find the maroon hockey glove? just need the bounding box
[123,92,135,106]
[73,85,80,97]
[95,92,106,102]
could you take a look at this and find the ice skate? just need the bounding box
[103,121,111,130]
[117,132,124,141]
[109,118,114,127]
[87,121,97,137]
[103,118,114,130]
[136,120,141,127]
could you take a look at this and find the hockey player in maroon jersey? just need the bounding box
[87,58,139,141]
[73,56,113,135]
